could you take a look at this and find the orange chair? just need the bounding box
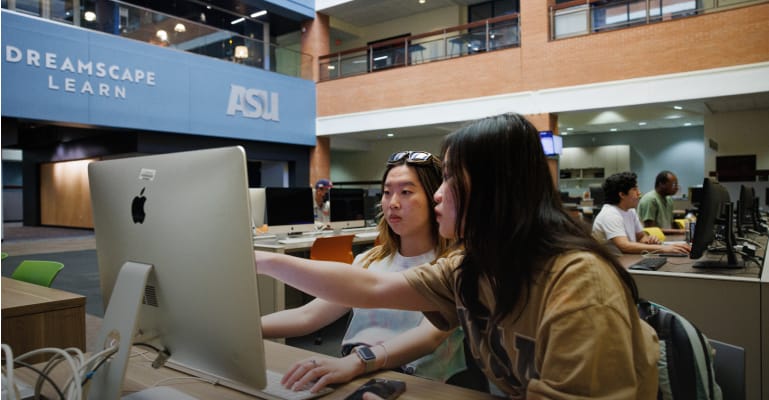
[309,235,355,264]
[308,234,355,345]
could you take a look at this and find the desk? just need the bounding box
[253,231,378,316]
[17,341,496,400]
[1,276,86,363]
[621,233,768,399]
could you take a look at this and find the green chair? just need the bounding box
[11,260,65,287]
[1,252,7,260]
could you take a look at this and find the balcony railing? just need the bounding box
[550,0,767,39]
[319,13,520,82]
[2,0,313,80]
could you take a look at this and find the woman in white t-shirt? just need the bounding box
[261,151,468,393]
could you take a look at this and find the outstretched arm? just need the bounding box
[281,320,454,393]
[261,298,350,339]
[255,251,435,311]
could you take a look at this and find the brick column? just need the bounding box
[302,14,332,186]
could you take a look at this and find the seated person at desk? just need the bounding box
[262,151,469,393]
[314,179,333,229]
[637,170,686,235]
[592,171,690,256]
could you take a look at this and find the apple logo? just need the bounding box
[131,188,147,224]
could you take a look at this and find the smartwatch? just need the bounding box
[354,346,377,373]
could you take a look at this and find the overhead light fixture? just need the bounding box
[327,65,336,70]
[250,10,267,18]
[156,30,168,42]
[419,0,426,4]
[638,122,647,126]
[387,133,395,137]
[84,11,96,21]
[610,128,618,132]
[234,45,249,59]
[174,23,186,33]
[566,127,574,131]
[373,55,388,61]
[674,105,683,110]
[684,122,692,126]
[231,17,245,25]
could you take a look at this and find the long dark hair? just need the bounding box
[441,113,638,326]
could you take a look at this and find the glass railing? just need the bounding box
[550,0,767,39]
[319,13,520,82]
[2,0,312,80]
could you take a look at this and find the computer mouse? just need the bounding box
[629,265,654,271]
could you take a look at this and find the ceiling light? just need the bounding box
[674,105,683,110]
[684,122,692,126]
[234,45,249,59]
[566,127,574,131]
[373,55,388,61]
[174,23,186,33]
[610,128,618,132]
[155,30,168,42]
[250,10,267,18]
[387,133,395,137]
[327,65,336,70]
[638,122,647,126]
[84,11,96,21]
[231,17,245,25]
[419,0,426,4]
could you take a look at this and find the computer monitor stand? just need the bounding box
[87,262,152,399]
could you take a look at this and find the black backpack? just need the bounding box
[637,300,722,400]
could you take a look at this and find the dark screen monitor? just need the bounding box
[716,154,756,182]
[329,188,366,230]
[363,192,381,223]
[264,187,315,235]
[589,186,605,208]
[689,178,742,268]
[736,185,756,234]
[688,186,703,209]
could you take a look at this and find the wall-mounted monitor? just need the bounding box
[716,154,756,182]
[264,187,315,235]
[329,188,366,231]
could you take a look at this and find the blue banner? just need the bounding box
[1,11,316,146]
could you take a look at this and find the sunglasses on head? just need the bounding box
[387,151,433,165]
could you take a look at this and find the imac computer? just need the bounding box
[88,147,267,398]
[249,187,267,229]
[329,188,366,231]
[689,178,743,269]
[264,187,315,235]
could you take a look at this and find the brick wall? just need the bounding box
[317,3,769,117]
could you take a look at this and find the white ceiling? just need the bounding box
[325,92,769,144]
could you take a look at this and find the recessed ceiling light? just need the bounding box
[638,122,647,126]
[674,105,683,110]
[610,128,618,132]
[387,133,394,137]
[566,127,574,131]
[684,122,692,126]
[561,132,569,136]
[84,11,96,21]
[231,17,245,25]
[419,0,426,4]
[250,10,267,18]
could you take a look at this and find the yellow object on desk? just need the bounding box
[643,227,666,242]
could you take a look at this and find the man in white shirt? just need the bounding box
[314,178,332,228]
[592,172,690,256]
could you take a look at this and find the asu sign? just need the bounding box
[226,84,279,121]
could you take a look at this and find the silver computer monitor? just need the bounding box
[249,187,266,228]
[88,146,266,398]
[264,187,315,235]
[328,188,366,231]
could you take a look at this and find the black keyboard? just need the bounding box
[629,257,667,271]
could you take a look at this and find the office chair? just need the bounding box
[709,339,745,400]
[309,235,355,264]
[309,235,355,345]
[11,260,65,287]
[1,252,8,260]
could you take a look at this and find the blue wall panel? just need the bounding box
[1,10,316,146]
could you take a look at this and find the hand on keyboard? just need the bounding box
[279,356,362,398]
[263,370,333,400]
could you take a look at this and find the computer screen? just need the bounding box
[264,187,315,235]
[329,188,366,231]
[689,178,742,268]
[88,146,267,398]
[688,186,703,209]
[589,185,605,208]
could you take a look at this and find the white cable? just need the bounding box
[2,344,19,400]
[15,347,83,400]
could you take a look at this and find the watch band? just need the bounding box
[354,345,377,373]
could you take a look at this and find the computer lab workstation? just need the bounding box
[8,147,492,400]
[621,178,769,398]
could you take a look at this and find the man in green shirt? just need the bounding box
[638,170,685,234]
